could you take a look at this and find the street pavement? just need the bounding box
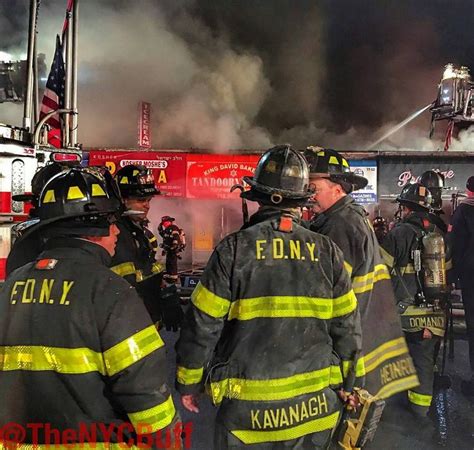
[161,330,474,450]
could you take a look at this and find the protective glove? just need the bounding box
[160,283,184,331]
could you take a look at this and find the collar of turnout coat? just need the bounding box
[243,207,301,230]
[398,211,435,232]
[41,237,112,266]
[310,195,367,230]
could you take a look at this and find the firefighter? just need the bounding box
[372,215,388,244]
[158,215,186,283]
[303,147,418,400]
[112,164,183,331]
[380,183,446,419]
[0,167,179,447]
[176,145,362,449]
[6,161,79,276]
[420,170,448,234]
[448,175,474,396]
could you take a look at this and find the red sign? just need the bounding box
[88,151,186,197]
[186,154,259,199]
[138,102,151,148]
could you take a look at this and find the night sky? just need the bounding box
[1,0,473,150]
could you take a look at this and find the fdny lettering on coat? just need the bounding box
[250,393,328,430]
[10,279,75,306]
[380,357,416,386]
[255,239,318,262]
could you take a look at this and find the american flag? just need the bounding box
[444,120,454,151]
[40,35,65,148]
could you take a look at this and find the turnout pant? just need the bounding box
[405,332,439,414]
[165,251,179,276]
[460,278,474,376]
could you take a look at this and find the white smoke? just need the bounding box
[1,1,474,152]
[0,0,273,150]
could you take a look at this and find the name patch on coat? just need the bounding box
[250,393,328,430]
[379,357,416,386]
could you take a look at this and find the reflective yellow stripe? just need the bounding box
[128,394,176,432]
[341,358,366,378]
[228,290,357,321]
[110,261,136,277]
[335,338,411,382]
[151,262,163,274]
[104,325,164,376]
[231,411,339,444]
[376,374,419,399]
[408,390,432,407]
[67,186,86,200]
[149,236,157,243]
[92,183,107,197]
[329,365,344,386]
[352,264,391,294]
[380,247,394,268]
[192,282,231,318]
[42,189,55,203]
[343,261,353,276]
[177,365,204,385]
[209,366,337,403]
[137,263,165,282]
[362,337,409,374]
[400,264,416,274]
[0,346,105,374]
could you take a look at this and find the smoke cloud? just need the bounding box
[0,0,474,151]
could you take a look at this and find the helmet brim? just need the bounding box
[395,198,430,211]
[12,194,35,202]
[242,176,313,201]
[309,172,368,191]
[22,209,119,241]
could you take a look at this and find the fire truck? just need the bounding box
[0,125,39,280]
[0,0,80,281]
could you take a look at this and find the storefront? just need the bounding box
[87,149,474,267]
[87,150,260,268]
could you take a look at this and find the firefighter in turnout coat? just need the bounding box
[111,164,183,331]
[381,183,446,417]
[6,161,79,277]
[0,167,179,447]
[303,147,419,400]
[176,145,362,449]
